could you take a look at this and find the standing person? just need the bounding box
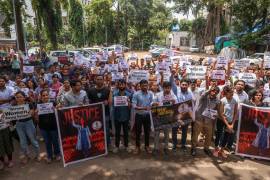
[215,86,238,158]
[11,55,20,75]
[191,87,220,156]
[14,91,40,164]
[87,75,112,150]
[171,78,193,151]
[0,76,14,169]
[56,80,71,104]
[132,80,153,154]
[112,79,132,153]
[37,90,61,163]
[61,80,89,107]
[152,82,177,156]
[245,90,268,107]
[233,80,249,103]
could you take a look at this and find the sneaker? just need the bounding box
[180,145,187,152]
[108,145,113,152]
[145,147,152,154]
[133,147,141,155]
[191,148,196,156]
[46,158,52,164]
[204,148,212,156]
[55,155,61,161]
[35,155,42,162]
[152,149,159,156]
[20,155,28,164]
[213,148,220,158]
[124,147,132,153]
[163,148,169,156]
[113,147,119,154]
[219,150,228,159]
[7,161,14,168]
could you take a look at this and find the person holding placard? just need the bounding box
[112,79,132,153]
[37,90,60,164]
[191,86,220,156]
[14,91,40,164]
[152,81,178,156]
[215,86,238,158]
[132,80,154,154]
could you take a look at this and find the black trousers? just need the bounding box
[114,120,129,148]
[135,114,151,148]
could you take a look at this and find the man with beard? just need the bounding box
[112,79,132,153]
[87,75,112,150]
[191,86,220,156]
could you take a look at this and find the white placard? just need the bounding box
[156,62,169,72]
[239,73,257,87]
[230,69,239,77]
[234,59,250,69]
[128,70,149,83]
[186,65,207,79]
[23,66,34,74]
[37,103,54,115]
[211,70,226,80]
[105,64,119,73]
[112,73,124,81]
[216,56,228,68]
[2,104,31,122]
[114,96,128,107]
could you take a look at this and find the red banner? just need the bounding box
[236,104,270,160]
[56,103,107,167]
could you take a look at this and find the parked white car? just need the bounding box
[189,45,200,52]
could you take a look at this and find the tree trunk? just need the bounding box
[14,0,25,52]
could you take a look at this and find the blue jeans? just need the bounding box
[172,124,189,148]
[40,129,60,159]
[16,120,39,156]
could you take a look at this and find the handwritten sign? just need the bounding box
[216,56,228,68]
[37,103,54,115]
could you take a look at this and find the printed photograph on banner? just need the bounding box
[151,100,193,130]
[56,103,107,167]
[236,104,270,160]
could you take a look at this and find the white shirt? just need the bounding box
[155,91,178,106]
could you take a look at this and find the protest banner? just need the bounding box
[234,59,250,70]
[186,65,207,79]
[264,54,270,68]
[115,45,122,54]
[150,100,193,131]
[236,104,270,160]
[2,104,31,122]
[216,56,228,68]
[56,103,107,167]
[114,96,129,107]
[128,70,149,83]
[239,73,256,87]
[37,103,54,115]
[211,70,226,80]
[23,66,34,74]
